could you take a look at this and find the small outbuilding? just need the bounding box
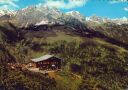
[29,55,62,70]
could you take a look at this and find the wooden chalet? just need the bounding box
[29,55,62,70]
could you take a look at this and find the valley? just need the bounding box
[0,6,128,90]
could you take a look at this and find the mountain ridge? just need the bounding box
[0,5,127,27]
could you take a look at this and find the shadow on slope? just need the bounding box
[0,44,16,63]
[74,27,128,50]
[0,22,24,43]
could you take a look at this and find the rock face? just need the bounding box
[14,6,63,26]
[9,5,86,30]
[66,11,86,22]
[0,10,16,17]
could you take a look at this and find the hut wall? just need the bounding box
[30,57,62,70]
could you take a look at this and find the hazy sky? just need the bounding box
[0,0,128,18]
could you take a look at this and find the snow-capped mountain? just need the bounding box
[35,20,50,26]
[86,16,128,25]
[14,5,63,26]
[66,11,86,22]
[0,5,127,28]
[111,17,128,25]
[86,16,103,24]
[0,10,16,17]
[9,5,86,29]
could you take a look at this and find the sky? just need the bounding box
[0,0,128,19]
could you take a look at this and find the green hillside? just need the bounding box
[0,21,128,90]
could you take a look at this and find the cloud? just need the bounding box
[109,0,128,4]
[124,7,128,11]
[42,0,88,9]
[0,0,19,10]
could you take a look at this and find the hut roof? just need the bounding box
[31,55,54,62]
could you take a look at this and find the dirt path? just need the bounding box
[48,72,62,80]
[28,68,58,74]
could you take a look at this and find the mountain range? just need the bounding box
[0,5,127,28]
